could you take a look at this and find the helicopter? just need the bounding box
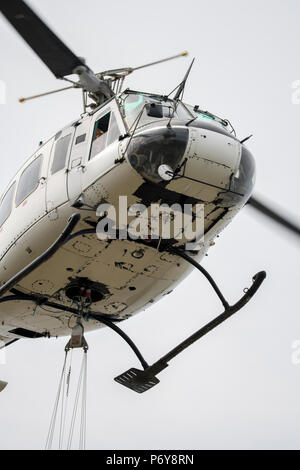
[0,0,299,395]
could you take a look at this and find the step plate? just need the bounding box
[0,381,8,392]
[114,368,159,394]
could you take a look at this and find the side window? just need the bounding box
[106,112,120,147]
[51,134,72,174]
[90,113,110,160]
[0,182,16,227]
[16,156,42,206]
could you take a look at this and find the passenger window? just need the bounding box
[90,113,110,160]
[0,182,16,227]
[16,156,43,206]
[51,134,72,174]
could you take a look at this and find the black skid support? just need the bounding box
[88,314,149,370]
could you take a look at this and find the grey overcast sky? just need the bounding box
[0,0,300,450]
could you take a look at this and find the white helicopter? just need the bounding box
[0,0,298,395]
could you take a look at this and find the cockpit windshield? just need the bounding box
[120,92,193,129]
[119,91,232,136]
[184,103,230,131]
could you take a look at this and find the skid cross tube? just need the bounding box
[0,287,148,368]
[88,314,149,370]
[168,246,230,309]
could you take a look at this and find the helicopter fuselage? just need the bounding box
[0,91,255,345]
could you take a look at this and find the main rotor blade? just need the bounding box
[100,51,189,77]
[0,0,86,78]
[132,51,189,72]
[247,196,300,237]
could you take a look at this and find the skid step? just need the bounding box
[114,368,160,394]
[0,380,8,392]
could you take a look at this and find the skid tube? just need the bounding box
[109,248,266,393]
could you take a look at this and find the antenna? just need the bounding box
[173,59,195,101]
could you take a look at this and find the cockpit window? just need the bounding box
[106,112,120,147]
[184,103,229,130]
[119,91,233,136]
[90,111,120,159]
[121,93,192,129]
[90,112,110,159]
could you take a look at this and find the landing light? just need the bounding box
[158,164,174,181]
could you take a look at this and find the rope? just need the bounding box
[66,351,87,450]
[58,361,66,449]
[45,347,88,450]
[46,296,89,450]
[79,352,88,450]
[58,349,73,449]
[45,351,68,450]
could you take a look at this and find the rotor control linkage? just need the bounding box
[109,251,267,393]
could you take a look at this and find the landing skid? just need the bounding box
[113,269,266,393]
[94,246,266,393]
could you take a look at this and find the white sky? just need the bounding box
[0,0,299,450]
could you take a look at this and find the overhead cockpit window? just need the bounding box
[183,103,231,134]
[0,182,16,227]
[51,134,72,174]
[123,93,144,116]
[16,156,43,206]
[121,92,191,129]
[90,111,120,160]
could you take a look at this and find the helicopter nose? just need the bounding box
[126,125,255,206]
[126,127,189,184]
[176,126,255,205]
